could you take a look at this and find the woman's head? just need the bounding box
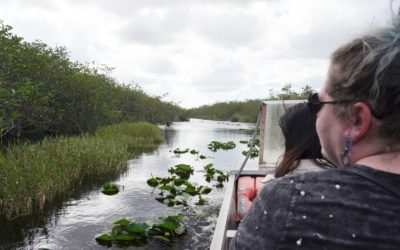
[326,20,400,143]
[275,103,326,177]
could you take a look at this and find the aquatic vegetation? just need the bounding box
[147,163,214,207]
[168,164,194,180]
[172,148,190,155]
[204,163,229,188]
[101,183,119,195]
[0,122,163,220]
[190,149,199,155]
[207,141,236,151]
[242,138,260,158]
[242,147,259,159]
[95,214,186,246]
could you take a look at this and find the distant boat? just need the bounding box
[210,100,303,250]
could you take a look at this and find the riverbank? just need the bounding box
[0,122,163,220]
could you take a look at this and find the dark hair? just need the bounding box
[275,103,331,177]
[328,15,400,144]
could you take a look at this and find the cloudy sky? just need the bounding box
[0,0,396,108]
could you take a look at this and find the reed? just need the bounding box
[0,122,163,220]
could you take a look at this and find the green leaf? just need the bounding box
[126,223,150,234]
[114,235,136,241]
[158,221,179,230]
[113,218,131,225]
[95,233,113,242]
[174,178,185,186]
[198,186,212,194]
[147,177,159,188]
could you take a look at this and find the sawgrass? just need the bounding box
[0,122,163,220]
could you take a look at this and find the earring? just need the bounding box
[340,135,352,166]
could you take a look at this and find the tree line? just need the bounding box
[188,85,314,123]
[0,23,188,143]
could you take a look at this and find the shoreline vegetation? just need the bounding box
[187,85,313,123]
[0,122,163,220]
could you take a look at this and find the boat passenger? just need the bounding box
[231,14,400,250]
[275,102,333,177]
[259,103,334,191]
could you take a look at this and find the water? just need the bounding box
[0,119,258,250]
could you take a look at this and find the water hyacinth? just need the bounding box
[95,214,186,247]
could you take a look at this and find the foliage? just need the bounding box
[187,85,315,122]
[101,183,119,195]
[207,141,236,151]
[188,99,261,123]
[95,214,186,247]
[0,122,162,220]
[0,22,187,142]
[203,163,229,188]
[147,163,212,207]
[241,138,260,159]
[172,148,189,155]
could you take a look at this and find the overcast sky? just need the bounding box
[0,0,396,108]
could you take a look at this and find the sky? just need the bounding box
[0,0,396,108]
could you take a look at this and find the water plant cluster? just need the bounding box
[0,122,162,220]
[101,183,119,195]
[207,141,236,151]
[96,214,185,246]
[204,163,229,188]
[147,164,217,207]
[172,147,207,159]
[240,139,260,159]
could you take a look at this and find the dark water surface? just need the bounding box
[0,119,258,250]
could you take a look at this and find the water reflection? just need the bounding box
[0,119,258,249]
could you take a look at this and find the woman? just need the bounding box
[274,102,332,177]
[231,16,400,250]
[259,103,333,192]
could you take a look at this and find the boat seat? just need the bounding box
[236,176,264,221]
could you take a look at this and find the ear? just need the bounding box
[347,102,372,142]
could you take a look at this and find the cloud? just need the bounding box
[142,57,177,75]
[118,7,189,45]
[192,8,263,48]
[193,61,247,92]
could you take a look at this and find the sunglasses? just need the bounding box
[307,93,342,114]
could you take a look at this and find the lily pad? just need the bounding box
[126,223,150,234]
[113,218,131,225]
[95,233,113,242]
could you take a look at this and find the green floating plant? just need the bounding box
[207,141,236,151]
[203,163,229,188]
[241,138,260,159]
[147,162,227,207]
[101,182,119,195]
[189,149,199,155]
[95,214,186,246]
[172,148,190,155]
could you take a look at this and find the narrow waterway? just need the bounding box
[0,119,259,250]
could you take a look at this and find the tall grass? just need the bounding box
[0,122,163,220]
